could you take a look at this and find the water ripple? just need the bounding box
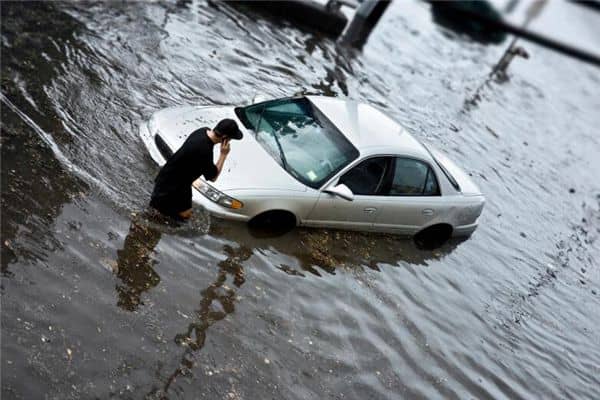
[2,1,600,399]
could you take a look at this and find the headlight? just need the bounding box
[193,180,243,210]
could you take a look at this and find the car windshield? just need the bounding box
[235,97,359,188]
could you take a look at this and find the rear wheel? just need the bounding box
[414,224,453,250]
[248,210,297,237]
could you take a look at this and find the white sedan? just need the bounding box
[140,95,484,238]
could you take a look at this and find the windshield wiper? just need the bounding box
[255,105,267,138]
[254,107,288,171]
[270,128,289,171]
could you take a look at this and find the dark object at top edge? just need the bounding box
[226,0,348,37]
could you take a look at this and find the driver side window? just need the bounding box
[339,157,390,195]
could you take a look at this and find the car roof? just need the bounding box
[306,95,433,162]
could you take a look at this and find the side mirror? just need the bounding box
[323,183,354,201]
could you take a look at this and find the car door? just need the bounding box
[306,157,391,231]
[374,157,446,234]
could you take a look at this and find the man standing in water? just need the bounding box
[150,119,243,220]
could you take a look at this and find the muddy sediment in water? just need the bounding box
[2,1,600,399]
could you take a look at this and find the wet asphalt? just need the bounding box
[1,1,600,399]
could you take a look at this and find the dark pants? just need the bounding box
[149,193,191,221]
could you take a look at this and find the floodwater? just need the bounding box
[1,1,599,399]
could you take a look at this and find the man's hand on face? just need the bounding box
[220,138,231,156]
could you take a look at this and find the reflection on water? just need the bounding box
[110,213,463,398]
[173,244,249,350]
[155,244,251,398]
[2,0,600,399]
[114,219,162,311]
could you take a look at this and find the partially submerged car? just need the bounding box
[140,96,484,238]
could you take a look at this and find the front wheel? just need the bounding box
[248,210,297,238]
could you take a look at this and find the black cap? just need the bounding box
[214,119,243,140]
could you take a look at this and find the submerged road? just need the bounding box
[1,1,599,399]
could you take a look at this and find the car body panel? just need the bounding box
[373,196,450,235]
[191,188,249,222]
[304,192,382,231]
[306,96,431,160]
[429,147,482,195]
[222,189,321,224]
[140,96,485,237]
[147,105,307,192]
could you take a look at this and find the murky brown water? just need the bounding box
[2,1,599,399]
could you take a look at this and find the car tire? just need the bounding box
[248,210,297,238]
[414,224,453,250]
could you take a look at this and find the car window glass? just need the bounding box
[266,101,308,116]
[423,168,440,195]
[339,158,389,195]
[236,98,359,189]
[390,158,437,195]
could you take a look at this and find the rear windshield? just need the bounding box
[432,156,460,191]
[419,142,461,192]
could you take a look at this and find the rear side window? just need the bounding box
[389,158,440,196]
[339,157,390,195]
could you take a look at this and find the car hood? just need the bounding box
[151,105,306,192]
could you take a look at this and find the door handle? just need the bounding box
[364,207,377,214]
[422,208,434,216]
